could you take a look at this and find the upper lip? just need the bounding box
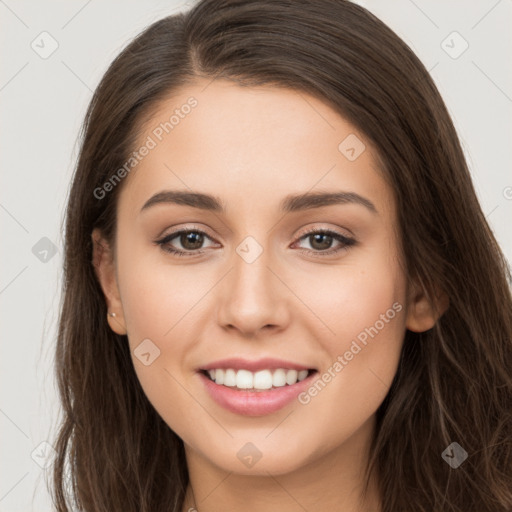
[199,357,316,373]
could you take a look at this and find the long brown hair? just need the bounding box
[50,1,512,510]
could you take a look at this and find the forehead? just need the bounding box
[118,78,392,218]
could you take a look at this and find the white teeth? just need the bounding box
[224,369,236,387]
[253,370,273,389]
[206,368,312,390]
[272,369,287,387]
[236,369,253,389]
[297,369,308,381]
[285,369,298,385]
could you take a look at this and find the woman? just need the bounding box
[51,1,512,511]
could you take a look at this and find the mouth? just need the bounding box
[199,368,318,392]
[197,360,319,416]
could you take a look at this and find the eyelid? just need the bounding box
[158,223,353,242]
[295,224,355,241]
[157,224,217,241]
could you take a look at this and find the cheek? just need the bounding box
[116,253,208,435]
[118,266,205,410]
[117,236,207,343]
[291,255,406,443]
[114,239,196,390]
[292,246,405,348]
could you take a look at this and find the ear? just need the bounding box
[405,278,449,333]
[91,228,127,335]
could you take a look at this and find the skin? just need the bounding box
[92,78,440,512]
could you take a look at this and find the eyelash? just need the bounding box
[155,227,356,258]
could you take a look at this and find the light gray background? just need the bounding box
[1,1,511,510]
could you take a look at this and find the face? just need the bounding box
[93,78,435,476]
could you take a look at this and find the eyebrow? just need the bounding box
[140,190,378,215]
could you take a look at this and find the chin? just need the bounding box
[204,441,316,476]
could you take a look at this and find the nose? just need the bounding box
[216,242,291,337]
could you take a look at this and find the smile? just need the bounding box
[197,358,319,416]
[201,368,313,390]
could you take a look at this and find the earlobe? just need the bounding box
[91,228,127,335]
[405,280,449,333]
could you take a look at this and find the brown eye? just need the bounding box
[294,228,356,256]
[155,229,217,257]
[308,232,334,251]
[179,231,205,250]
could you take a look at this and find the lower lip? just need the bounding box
[198,371,317,416]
